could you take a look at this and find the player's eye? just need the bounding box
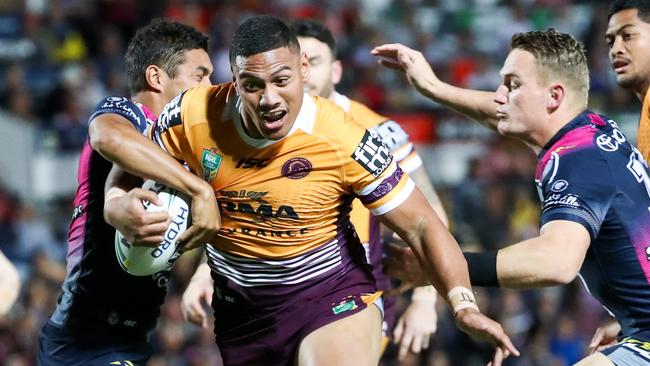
[243,81,261,92]
[623,33,633,41]
[275,76,290,86]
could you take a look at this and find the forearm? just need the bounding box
[383,191,472,297]
[496,236,577,288]
[91,119,210,198]
[423,79,499,130]
[409,167,448,227]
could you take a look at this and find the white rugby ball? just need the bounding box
[114,180,191,276]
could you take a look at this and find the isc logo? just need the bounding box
[235,158,270,168]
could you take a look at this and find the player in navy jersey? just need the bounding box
[374,29,650,365]
[37,19,218,366]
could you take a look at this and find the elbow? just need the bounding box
[89,128,122,157]
[545,265,579,286]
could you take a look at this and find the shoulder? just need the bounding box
[157,83,235,133]
[347,99,387,129]
[311,96,367,146]
[90,96,147,132]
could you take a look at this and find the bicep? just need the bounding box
[539,220,590,270]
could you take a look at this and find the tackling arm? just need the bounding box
[371,43,499,130]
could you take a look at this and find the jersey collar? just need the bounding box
[537,110,591,160]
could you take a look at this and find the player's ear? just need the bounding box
[547,83,565,113]
[145,65,164,93]
[331,60,342,86]
[300,52,310,82]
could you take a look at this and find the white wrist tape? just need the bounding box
[447,286,479,315]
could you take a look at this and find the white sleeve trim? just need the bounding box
[355,164,397,196]
[370,177,416,216]
[392,142,414,162]
[399,154,423,174]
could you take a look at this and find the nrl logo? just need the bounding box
[201,148,222,182]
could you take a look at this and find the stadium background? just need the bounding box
[0,0,635,365]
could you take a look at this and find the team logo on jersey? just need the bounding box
[201,148,222,182]
[282,157,312,179]
[551,179,569,193]
[157,91,185,133]
[597,134,619,152]
[352,131,393,178]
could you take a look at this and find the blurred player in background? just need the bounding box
[292,19,442,361]
[0,249,20,317]
[374,28,650,366]
[608,0,650,161]
[37,19,218,366]
[128,15,518,366]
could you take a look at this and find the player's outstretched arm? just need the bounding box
[371,43,499,130]
[0,249,20,316]
[494,220,589,288]
[384,219,590,290]
[379,187,519,365]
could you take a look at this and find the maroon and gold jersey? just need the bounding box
[638,86,650,162]
[152,84,414,289]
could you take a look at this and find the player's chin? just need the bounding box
[261,116,290,139]
[496,120,511,136]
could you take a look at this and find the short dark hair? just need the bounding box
[229,15,300,65]
[290,19,337,57]
[511,28,589,108]
[125,18,208,95]
[609,0,650,22]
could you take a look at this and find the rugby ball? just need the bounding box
[114,180,191,276]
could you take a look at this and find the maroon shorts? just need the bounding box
[207,234,381,366]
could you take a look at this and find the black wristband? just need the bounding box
[463,251,500,287]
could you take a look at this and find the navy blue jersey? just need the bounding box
[536,111,650,341]
[49,97,168,338]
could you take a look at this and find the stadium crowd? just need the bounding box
[0,0,635,365]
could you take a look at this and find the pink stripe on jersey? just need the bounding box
[66,140,93,266]
[536,125,597,180]
[587,113,607,126]
[631,218,650,285]
[138,102,157,122]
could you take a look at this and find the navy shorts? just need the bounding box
[38,321,153,366]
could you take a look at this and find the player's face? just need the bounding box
[233,46,309,140]
[163,48,213,102]
[494,49,548,141]
[606,8,650,95]
[298,36,339,98]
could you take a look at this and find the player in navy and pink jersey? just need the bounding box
[375,28,650,365]
[37,19,218,366]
